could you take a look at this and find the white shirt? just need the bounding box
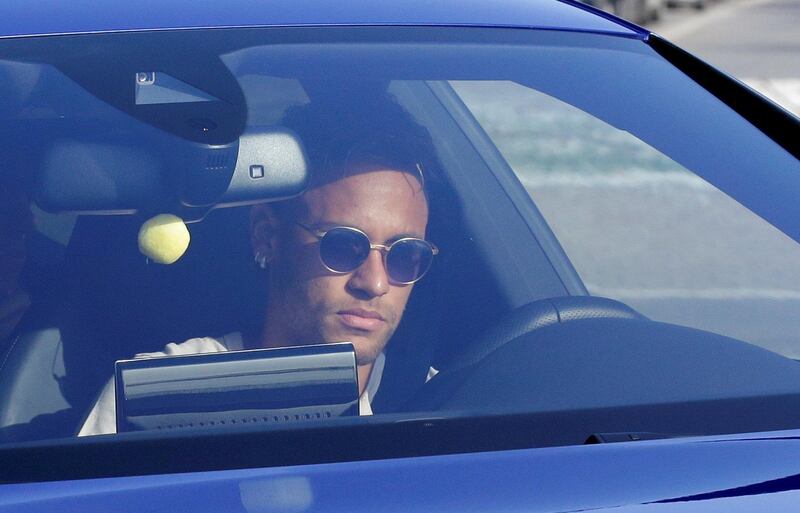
[78,333,385,436]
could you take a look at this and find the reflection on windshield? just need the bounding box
[0,28,799,448]
[134,72,220,105]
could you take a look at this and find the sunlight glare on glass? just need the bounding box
[135,72,220,105]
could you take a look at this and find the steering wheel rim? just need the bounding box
[400,296,645,412]
[445,296,646,372]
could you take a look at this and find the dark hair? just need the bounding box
[279,91,442,198]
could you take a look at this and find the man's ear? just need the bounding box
[250,203,280,266]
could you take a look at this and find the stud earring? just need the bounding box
[254,252,269,269]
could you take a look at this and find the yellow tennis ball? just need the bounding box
[138,214,191,264]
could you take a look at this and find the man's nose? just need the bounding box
[346,249,390,298]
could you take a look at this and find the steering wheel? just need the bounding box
[447,296,645,371]
[402,296,645,411]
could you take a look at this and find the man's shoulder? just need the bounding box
[134,333,243,359]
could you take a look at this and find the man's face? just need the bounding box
[260,169,429,365]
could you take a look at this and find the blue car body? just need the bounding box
[4,430,800,511]
[1,1,799,511]
[0,0,643,38]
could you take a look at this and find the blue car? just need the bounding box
[1,0,800,510]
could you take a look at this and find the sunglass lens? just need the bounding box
[319,228,370,273]
[387,239,434,284]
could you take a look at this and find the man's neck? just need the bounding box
[357,363,373,396]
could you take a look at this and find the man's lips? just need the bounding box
[337,308,386,331]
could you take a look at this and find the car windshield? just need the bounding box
[1,26,799,450]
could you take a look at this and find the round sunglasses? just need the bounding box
[296,223,438,284]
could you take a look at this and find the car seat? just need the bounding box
[0,207,263,442]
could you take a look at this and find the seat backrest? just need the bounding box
[0,208,263,442]
[0,326,72,439]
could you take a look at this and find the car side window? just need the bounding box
[452,80,800,358]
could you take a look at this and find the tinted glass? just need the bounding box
[453,80,800,357]
[0,27,798,450]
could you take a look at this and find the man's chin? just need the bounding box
[346,335,387,366]
[319,320,390,365]
[281,334,381,365]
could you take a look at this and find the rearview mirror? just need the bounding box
[35,125,309,216]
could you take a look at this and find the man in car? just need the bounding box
[79,92,441,435]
